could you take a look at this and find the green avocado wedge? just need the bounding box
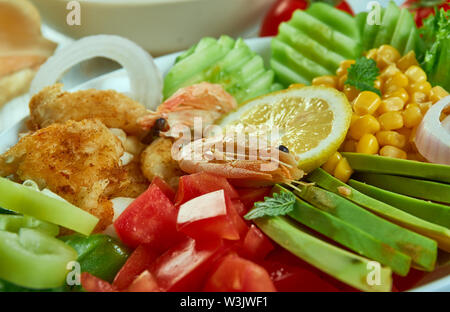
[289,180,437,271]
[348,180,450,229]
[308,169,450,253]
[352,172,450,204]
[254,216,392,292]
[342,153,450,184]
[273,186,411,275]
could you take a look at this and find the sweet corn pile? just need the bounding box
[315,45,449,182]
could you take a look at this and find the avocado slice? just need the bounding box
[373,1,401,48]
[254,216,392,292]
[273,186,411,275]
[349,180,450,229]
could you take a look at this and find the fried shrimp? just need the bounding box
[28,83,149,136]
[0,119,129,231]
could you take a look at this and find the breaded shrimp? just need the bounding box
[0,119,128,231]
[28,84,149,136]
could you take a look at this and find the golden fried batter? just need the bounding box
[0,119,128,231]
[28,84,149,136]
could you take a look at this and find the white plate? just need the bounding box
[0,36,448,292]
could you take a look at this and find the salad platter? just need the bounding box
[0,0,449,293]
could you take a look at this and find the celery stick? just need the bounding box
[307,2,360,41]
[353,172,450,204]
[255,216,393,292]
[308,169,450,252]
[373,1,401,48]
[273,186,411,275]
[342,153,450,184]
[349,180,450,229]
[290,10,360,59]
[270,59,310,86]
[290,182,436,271]
[278,23,344,72]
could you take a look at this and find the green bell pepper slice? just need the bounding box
[0,177,98,235]
[0,228,77,289]
[0,215,59,237]
[61,234,130,283]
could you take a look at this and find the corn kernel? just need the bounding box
[417,101,432,114]
[380,145,407,159]
[379,111,404,130]
[350,114,360,125]
[377,97,405,114]
[409,92,428,104]
[408,81,432,95]
[343,85,359,101]
[288,83,306,89]
[334,158,353,183]
[383,88,409,103]
[405,65,427,84]
[352,91,381,115]
[341,139,357,152]
[403,104,423,128]
[396,51,419,72]
[349,115,381,140]
[407,153,427,162]
[338,75,347,90]
[374,77,382,90]
[336,60,355,77]
[376,45,401,69]
[312,75,337,88]
[376,131,406,148]
[356,133,379,154]
[322,152,343,174]
[365,49,378,60]
[397,127,412,139]
[430,86,449,104]
[380,64,400,81]
[383,72,409,94]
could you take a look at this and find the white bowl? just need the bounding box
[31,0,276,55]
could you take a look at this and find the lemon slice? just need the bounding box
[219,86,352,172]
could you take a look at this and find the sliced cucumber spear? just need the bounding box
[274,186,411,275]
[342,153,450,184]
[308,169,449,253]
[348,180,450,230]
[290,180,436,271]
[255,216,392,292]
[373,1,401,48]
[353,172,450,205]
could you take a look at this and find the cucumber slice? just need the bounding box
[342,153,450,184]
[373,1,401,48]
[292,182,436,271]
[270,59,310,86]
[308,169,450,252]
[353,172,450,204]
[361,8,385,51]
[273,186,411,275]
[255,216,393,292]
[349,180,450,229]
[391,9,415,55]
[0,215,59,237]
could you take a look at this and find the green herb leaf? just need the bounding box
[345,57,381,95]
[244,190,296,220]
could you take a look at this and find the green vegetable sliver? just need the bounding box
[373,1,401,48]
[342,153,450,184]
[255,216,392,292]
[353,172,450,204]
[0,215,59,237]
[348,180,450,229]
[274,186,411,275]
[0,177,98,236]
[270,59,310,86]
[390,9,415,55]
[308,169,449,255]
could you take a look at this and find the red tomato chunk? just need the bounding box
[114,184,185,251]
[151,176,176,202]
[126,270,160,292]
[240,224,274,260]
[81,272,117,292]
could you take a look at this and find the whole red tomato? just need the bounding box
[260,0,354,37]
[402,0,450,27]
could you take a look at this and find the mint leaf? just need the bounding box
[345,57,381,95]
[244,190,296,220]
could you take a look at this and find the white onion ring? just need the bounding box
[415,95,450,165]
[30,35,163,110]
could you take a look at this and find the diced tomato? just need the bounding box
[227,197,249,238]
[203,254,276,292]
[175,172,239,206]
[113,244,159,290]
[231,199,246,216]
[114,184,185,251]
[393,268,426,292]
[177,190,240,241]
[240,225,274,260]
[236,187,272,212]
[151,176,176,202]
[81,272,117,292]
[126,270,160,292]
[150,237,227,292]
